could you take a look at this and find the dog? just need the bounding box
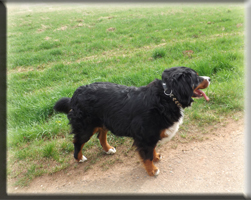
[54,66,210,176]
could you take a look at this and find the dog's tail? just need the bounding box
[54,97,71,114]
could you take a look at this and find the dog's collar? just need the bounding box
[162,82,182,108]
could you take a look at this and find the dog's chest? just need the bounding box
[160,112,184,143]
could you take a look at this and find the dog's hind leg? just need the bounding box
[97,128,116,154]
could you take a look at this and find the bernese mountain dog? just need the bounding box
[54,66,210,176]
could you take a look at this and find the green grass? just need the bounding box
[152,48,166,59]
[7,3,244,187]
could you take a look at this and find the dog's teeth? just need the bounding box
[79,155,87,162]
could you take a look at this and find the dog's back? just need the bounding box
[69,82,156,137]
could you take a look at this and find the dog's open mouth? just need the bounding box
[193,89,210,101]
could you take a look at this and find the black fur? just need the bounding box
[54,97,71,114]
[54,66,209,163]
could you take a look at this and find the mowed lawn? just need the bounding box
[7,4,244,187]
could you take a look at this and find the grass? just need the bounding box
[7,3,244,187]
[152,48,166,59]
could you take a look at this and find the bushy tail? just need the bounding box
[54,97,71,114]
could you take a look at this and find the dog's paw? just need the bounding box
[147,168,160,176]
[79,155,87,162]
[105,147,116,154]
[154,168,160,176]
[153,153,162,162]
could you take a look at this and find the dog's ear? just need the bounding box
[162,71,184,91]
[161,67,185,84]
[172,73,194,107]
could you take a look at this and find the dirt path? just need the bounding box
[8,117,245,195]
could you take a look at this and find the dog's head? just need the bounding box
[161,67,210,108]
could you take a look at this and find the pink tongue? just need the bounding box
[199,89,210,101]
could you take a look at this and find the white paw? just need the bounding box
[105,147,116,155]
[154,169,160,176]
[79,155,87,162]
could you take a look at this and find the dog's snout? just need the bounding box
[201,76,211,84]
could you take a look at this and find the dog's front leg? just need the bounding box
[153,147,162,162]
[138,146,160,176]
[143,159,160,176]
[73,141,87,162]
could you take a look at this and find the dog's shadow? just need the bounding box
[83,163,158,194]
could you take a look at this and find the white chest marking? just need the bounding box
[160,110,184,143]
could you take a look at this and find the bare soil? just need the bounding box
[7,116,245,195]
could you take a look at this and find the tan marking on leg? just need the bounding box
[143,159,159,176]
[93,127,102,135]
[153,147,161,162]
[75,128,99,162]
[137,151,159,176]
[98,128,113,152]
[77,143,85,161]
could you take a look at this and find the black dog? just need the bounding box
[54,66,210,176]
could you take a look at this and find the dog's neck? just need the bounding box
[162,82,182,108]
